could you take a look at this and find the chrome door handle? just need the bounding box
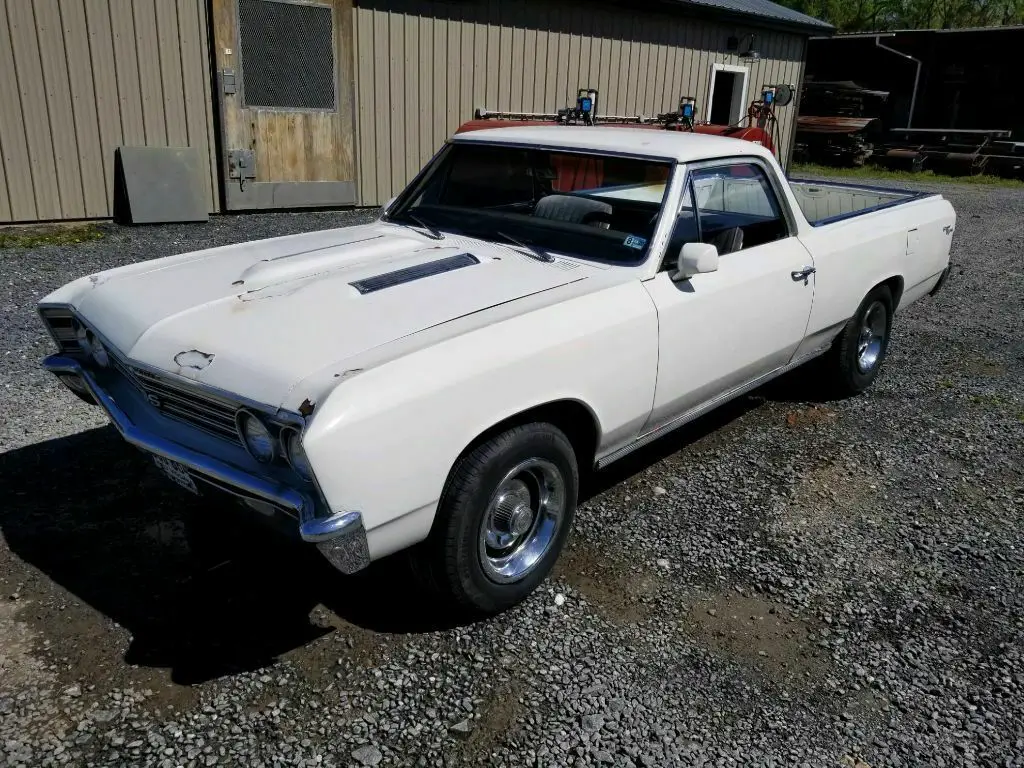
[791,266,816,283]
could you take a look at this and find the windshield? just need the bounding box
[385,142,675,264]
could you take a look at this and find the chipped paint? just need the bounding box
[334,368,364,381]
[173,349,215,371]
[298,398,316,417]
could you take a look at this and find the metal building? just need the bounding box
[0,0,831,224]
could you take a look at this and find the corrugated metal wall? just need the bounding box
[0,0,219,223]
[352,0,807,206]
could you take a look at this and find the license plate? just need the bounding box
[153,455,198,495]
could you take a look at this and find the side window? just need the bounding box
[690,163,789,254]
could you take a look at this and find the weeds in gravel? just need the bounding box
[969,392,1008,408]
[0,224,104,249]
[790,163,1024,189]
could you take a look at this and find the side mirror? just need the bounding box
[672,242,719,282]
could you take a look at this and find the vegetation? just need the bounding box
[776,0,1024,31]
[790,162,1024,188]
[0,224,104,249]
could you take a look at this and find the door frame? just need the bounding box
[212,0,357,210]
[707,63,750,126]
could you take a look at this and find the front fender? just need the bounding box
[300,279,658,560]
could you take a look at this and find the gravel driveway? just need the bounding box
[1,183,1022,768]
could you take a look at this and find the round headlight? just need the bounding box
[238,411,276,463]
[284,429,314,482]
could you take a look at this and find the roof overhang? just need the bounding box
[624,0,835,36]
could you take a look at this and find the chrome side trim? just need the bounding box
[595,346,830,469]
[42,354,371,575]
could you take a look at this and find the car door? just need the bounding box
[641,159,815,432]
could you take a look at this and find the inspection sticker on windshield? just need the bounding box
[623,235,647,250]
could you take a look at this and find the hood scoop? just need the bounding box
[237,235,425,294]
[350,252,480,295]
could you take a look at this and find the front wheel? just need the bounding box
[414,423,578,615]
[823,285,894,396]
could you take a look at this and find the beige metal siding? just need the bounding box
[0,0,219,222]
[352,0,808,206]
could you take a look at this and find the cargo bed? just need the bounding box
[787,178,934,227]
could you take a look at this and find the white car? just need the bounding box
[39,126,955,614]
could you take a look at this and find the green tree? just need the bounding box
[775,0,1024,30]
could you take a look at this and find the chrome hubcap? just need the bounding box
[856,300,888,373]
[480,459,565,583]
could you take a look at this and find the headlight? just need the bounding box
[237,410,276,463]
[283,429,314,482]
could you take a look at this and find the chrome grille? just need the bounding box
[41,309,80,353]
[125,364,241,445]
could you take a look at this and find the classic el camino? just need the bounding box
[39,126,955,613]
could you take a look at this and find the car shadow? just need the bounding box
[0,426,467,686]
[0,370,826,686]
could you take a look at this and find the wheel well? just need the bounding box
[878,275,905,311]
[461,400,600,470]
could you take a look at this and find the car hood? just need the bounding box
[64,223,598,409]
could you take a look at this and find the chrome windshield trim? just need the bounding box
[42,355,370,573]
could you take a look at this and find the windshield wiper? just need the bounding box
[495,231,555,263]
[401,212,444,240]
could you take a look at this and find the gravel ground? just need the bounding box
[1,183,1022,768]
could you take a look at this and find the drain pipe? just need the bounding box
[875,35,922,128]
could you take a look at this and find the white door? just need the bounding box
[641,161,815,432]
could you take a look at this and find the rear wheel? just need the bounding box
[414,423,578,615]
[823,285,894,396]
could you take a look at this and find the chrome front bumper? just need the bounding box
[43,355,370,574]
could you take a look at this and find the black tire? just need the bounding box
[414,422,579,615]
[824,285,894,396]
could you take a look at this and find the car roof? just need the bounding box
[451,125,775,164]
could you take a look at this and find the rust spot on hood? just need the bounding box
[174,349,215,371]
